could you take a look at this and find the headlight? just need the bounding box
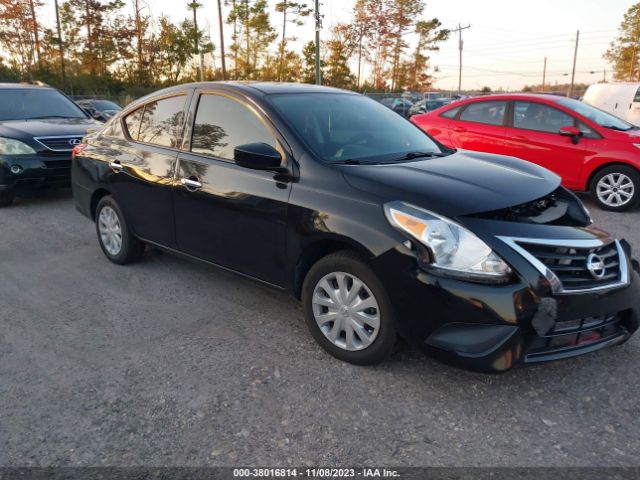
[384,201,511,280]
[0,137,36,155]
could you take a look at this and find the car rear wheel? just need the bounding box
[95,196,144,264]
[0,191,14,207]
[301,250,397,365]
[590,165,640,211]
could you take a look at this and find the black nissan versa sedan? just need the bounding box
[71,82,640,372]
[0,83,101,206]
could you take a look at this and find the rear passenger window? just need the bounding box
[513,101,574,133]
[440,106,461,119]
[123,107,144,140]
[138,95,187,148]
[459,101,506,125]
[191,94,277,160]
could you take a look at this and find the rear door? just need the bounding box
[447,100,508,154]
[173,90,292,286]
[111,92,192,247]
[502,100,586,188]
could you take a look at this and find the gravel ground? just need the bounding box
[1,190,639,467]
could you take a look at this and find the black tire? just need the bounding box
[301,250,397,365]
[95,195,144,265]
[590,165,640,212]
[0,191,15,207]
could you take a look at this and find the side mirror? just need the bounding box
[234,142,283,171]
[559,125,582,144]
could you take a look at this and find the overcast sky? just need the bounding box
[40,0,634,90]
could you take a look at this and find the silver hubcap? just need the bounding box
[98,206,123,256]
[311,272,381,351]
[596,173,635,207]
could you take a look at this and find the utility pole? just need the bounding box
[217,0,227,80]
[54,0,65,84]
[314,0,322,85]
[28,0,41,68]
[451,23,470,95]
[569,30,579,98]
[188,1,205,82]
[603,68,607,83]
[542,57,547,92]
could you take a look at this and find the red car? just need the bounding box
[411,94,640,211]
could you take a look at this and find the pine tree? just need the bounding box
[605,3,640,81]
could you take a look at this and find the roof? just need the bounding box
[176,81,356,95]
[460,93,569,103]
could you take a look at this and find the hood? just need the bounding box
[600,126,640,142]
[0,118,101,139]
[341,150,561,217]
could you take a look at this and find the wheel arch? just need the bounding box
[292,236,375,299]
[586,161,640,191]
[90,188,112,221]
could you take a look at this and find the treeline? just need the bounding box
[0,0,449,97]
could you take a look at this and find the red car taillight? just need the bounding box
[71,143,87,160]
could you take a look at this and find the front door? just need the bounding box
[173,91,292,286]
[502,101,586,188]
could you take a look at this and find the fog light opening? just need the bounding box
[10,165,23,175]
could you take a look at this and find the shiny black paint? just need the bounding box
[73,82,640,372]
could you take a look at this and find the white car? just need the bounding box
[583,82,640,126]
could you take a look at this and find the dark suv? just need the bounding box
[72,82,640,372]
[0,83,100,206]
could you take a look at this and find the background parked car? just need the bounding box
[0,83,100,207]
[76,99,122,122]
[408,98,450,117]
[380,97,414,118]
[583,82,640,126]
[411,93,640,211]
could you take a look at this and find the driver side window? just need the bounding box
[191,94,278,161]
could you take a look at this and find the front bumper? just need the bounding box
[0,154,72,193]
[373,231,640,373]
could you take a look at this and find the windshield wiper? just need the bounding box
[603,125,632,131]
[332,159,368,165]
[385,151,449,163]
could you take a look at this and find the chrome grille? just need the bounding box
[34,136,83,152]
[498,237,629,294]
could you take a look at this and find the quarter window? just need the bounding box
[440,105,461,119]
[513,101,575,133]
[137,95,187,148]
[459,101,506,125]
[191,94,277,160]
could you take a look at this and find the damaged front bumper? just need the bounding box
[372,218,640,373]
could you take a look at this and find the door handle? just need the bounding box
[109,160,123,171]
[510,135,528,141]
[453,126,467,132]
[180,177,203,190]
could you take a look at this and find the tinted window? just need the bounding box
[0,88,88,121]
[191,94,276,160]
[459,101,506,125]
[270,93,441,163]
[123,107,144,140]
[513,101,574,133]
[138,95,187,148]
[441,106,461,119]
[92,100,121,110]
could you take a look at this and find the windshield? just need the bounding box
[0,88,88,121]
[269,93,442,163]
[557,98,634,131]
[92,100,121,110]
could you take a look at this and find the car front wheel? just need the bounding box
[302,250,397,365]
[590,165,640,211]
[95,195,144,264]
